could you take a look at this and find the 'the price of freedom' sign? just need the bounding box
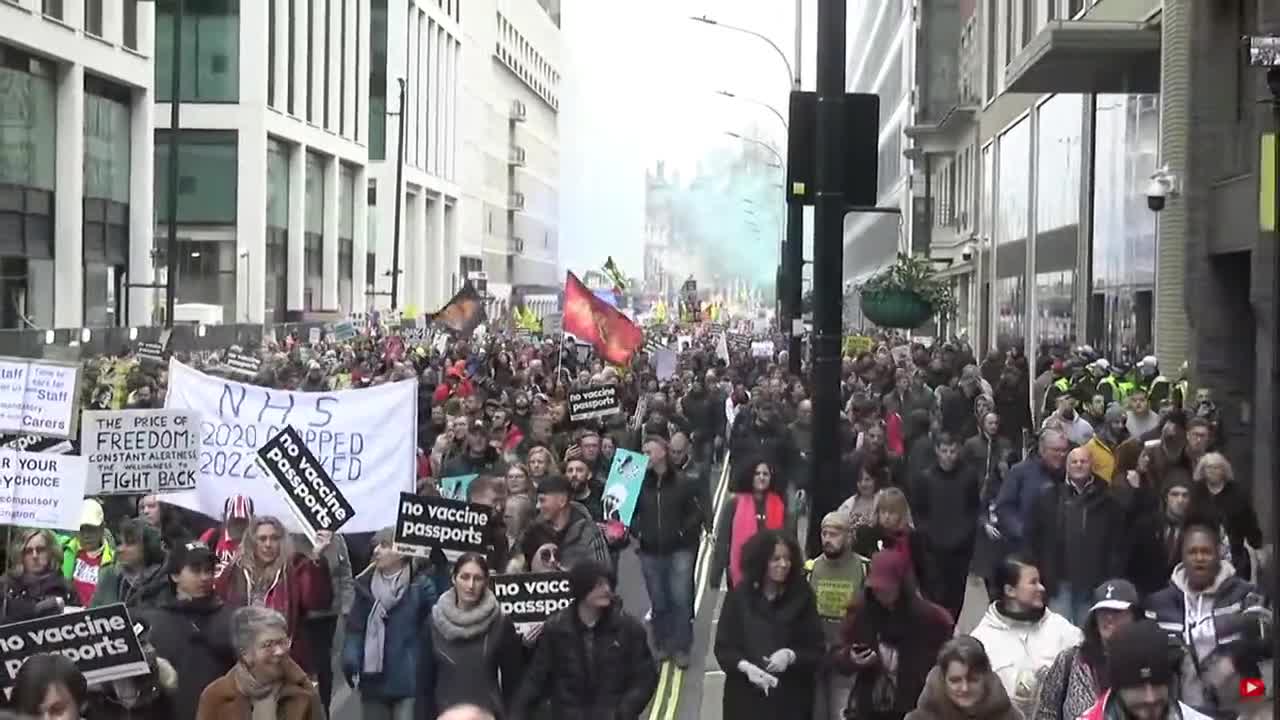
[567,385,620,422]
[0,604,149,689]
[81,409,201,496]
[393,493,492,558]
[256,426,355,543]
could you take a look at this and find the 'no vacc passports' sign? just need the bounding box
[567,385,621,422]
[256,426,355,543]
[0,604,149,690]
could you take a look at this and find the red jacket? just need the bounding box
[432,377,475,404]
[215,553,332,673]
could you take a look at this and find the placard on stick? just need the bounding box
[0,604,148,690]
[567,385,621,422]
[491,572,574,624]
[82,409,201,495]
[224,351,262,379]
[392,492,492,558]
[255,426,355,543]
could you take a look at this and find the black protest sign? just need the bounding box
[0,604,148,689]
[492,572,574,623]
[568,385,620,422]
[224,351,262,379]
[134,341,167,366]
[393,492,492,558]
[256,426,355,541]
[727,332,751,353]
[0,433,73,454]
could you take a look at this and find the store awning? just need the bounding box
[1004,20,1160,95]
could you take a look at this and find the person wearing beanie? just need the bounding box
[511,560,657,720]
[1083,403,1129,483]
[198,493,256,579]
[970,556,1082,718]
[807,511,866,720]
[833,549,953,720]
[1034,579,1140,720]
[1076,620,1212,720]
[1127,477,1193,595]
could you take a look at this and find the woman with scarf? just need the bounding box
[832,550,953,720]
[905,637,1019,720]
[215,517,333,677]
[429,553,524,717]
[343,526,440,720]
[709,460,789,590]
[1034,579,1139,720]
[195,606,325,720]
[90,518,169,610]
[969,556,1082,719]
[0,528,76,622]
[714,530,825,720]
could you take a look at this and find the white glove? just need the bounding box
[762,648,796,673]
[736,660,779,694]
[983,523,1002,540]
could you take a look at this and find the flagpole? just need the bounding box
[557,331,565,380]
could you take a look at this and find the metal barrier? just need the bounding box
[0,323,344,360]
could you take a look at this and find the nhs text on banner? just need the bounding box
[163,359,415,533]
[0,450,87,530]
[82,409,201,496]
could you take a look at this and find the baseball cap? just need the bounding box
[1089,579,1139,613]
[1106,620,1176,689]
[537,475,571,495]
[80,499,105,528]
[865,550,910,592]
[167,540,215,573]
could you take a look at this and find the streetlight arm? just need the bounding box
[717,90,789,132]
[726,132,785,167]
[691,15,795,90]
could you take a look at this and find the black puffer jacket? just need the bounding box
[630,466,705,555]
[0,571,76,623]
[1029,477,1126,596]
[137,591,236,720]
[729,418,799,492]
[511,602,657,720]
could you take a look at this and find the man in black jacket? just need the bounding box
[1029,446,1126,625]
[911,432,981,619]
[441,419,502,478]
[512,561,658,720]
[631,436,704,668]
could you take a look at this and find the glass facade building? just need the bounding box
[83,76,132,327]
[266,138,289,322]
[304,151,323,310]
[155,0,240,103]
[1033,93,1083,347]
[994,117,1029,349]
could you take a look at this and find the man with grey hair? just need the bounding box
[196,606,324,719]
[994,427,1069,554]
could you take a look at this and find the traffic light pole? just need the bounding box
[807,0,847,555]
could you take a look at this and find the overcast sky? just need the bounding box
[558,0,819,279]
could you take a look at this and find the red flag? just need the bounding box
[563,271,643,366]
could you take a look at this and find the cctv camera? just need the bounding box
[961,242,976,262]
[1146,177,1167,212]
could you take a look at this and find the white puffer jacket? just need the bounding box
[969,602,1083,718]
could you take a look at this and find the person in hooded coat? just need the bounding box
[714,530,825,720]
[905,637,1019,720]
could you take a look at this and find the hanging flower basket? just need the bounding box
[856,253,957,330]
[860,288,935,329]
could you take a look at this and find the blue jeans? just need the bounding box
[1049,582,1093,627]
[639,548,696,655]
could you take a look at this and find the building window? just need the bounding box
[155,0,241,102]
[123,0,140,49]
[339,164,354,312]
[288,0,297,113]
[42,0,62,20]
[84,77,131,204]
[0,50,58,192]
[994,117,1030,350]
[83,78,131,327]
[369,0,387,159]
[354,0,361,140]
[306,0,315,122]
[267,0,276,106]
[1034,93,1083,346]
[323,0,331,129]
[265,138,290,322]
[153,130,238,323]
[339,0,347,135]
[304,151,324,310]
[84,0,104,36]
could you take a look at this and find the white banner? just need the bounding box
[163,359,416,533]
[81,409,202,496]
[0,451,88,530]
[0,357,81,439]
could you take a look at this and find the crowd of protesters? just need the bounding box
[0,319,1274,720]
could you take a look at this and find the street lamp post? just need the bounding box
[694,5,804,374]
[716,90,788,133]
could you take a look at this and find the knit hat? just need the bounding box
[567,560,615,603]
[865,550,910,591]
[1106,620,1176,689]
[222,494,255,521]
[80,499,105,528]
[820,511,851,532]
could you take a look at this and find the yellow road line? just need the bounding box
[648,661,671,720]
[662,668,684,720]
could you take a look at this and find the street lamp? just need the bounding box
[690,14,799,90]
[725,131,785,168]
[716,90,788,133]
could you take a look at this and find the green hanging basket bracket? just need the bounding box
[860,288,936,329]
